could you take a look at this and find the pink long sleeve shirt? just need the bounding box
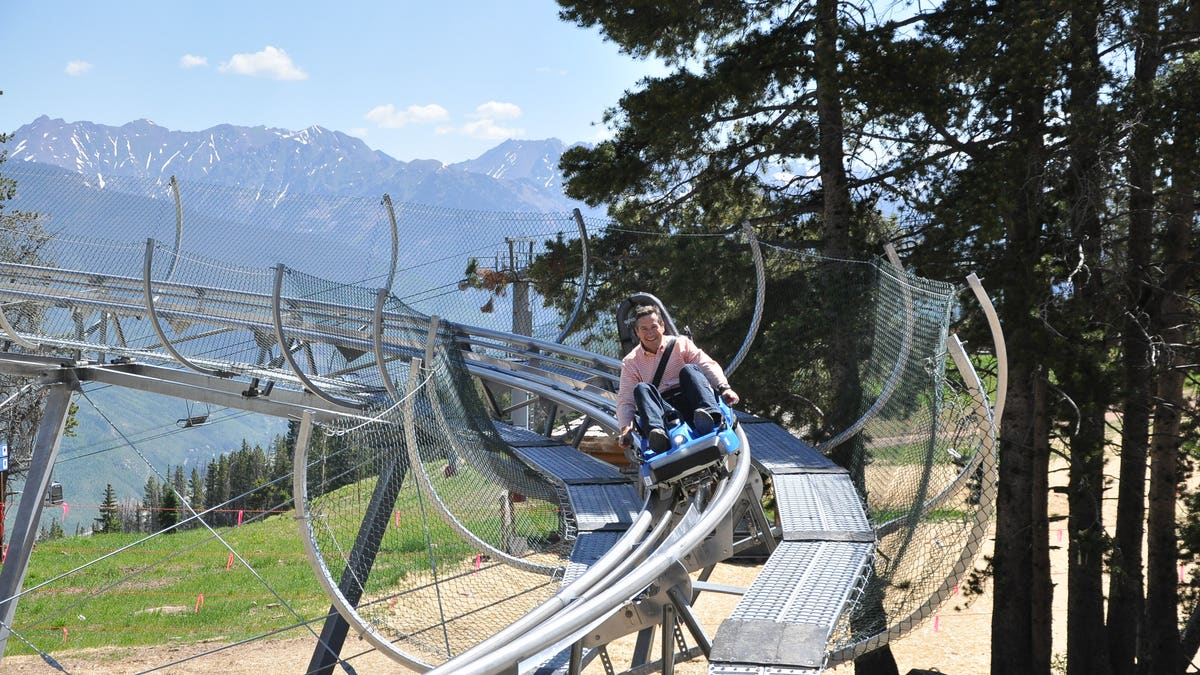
[616,336,729,430]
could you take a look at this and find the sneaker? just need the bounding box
[648,428,672,451]
[692,409,720,435]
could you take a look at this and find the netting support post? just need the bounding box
[0,382,74,661]
[742,476,779,557]
[661,602,676,675]
[552,208,590,344]
[569,416,593,449]
[305,450,409,675]
[500,491,515,553]
[424,315,441,369]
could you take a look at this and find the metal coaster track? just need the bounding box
[0,243,1002,674]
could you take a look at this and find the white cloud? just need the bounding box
[454,118,526,140]
[433,101,526,140]
[365,103,450,128]
[65,60,93,76]
[471,101,522,120]
[179,54,208,68]
[218,46,307,80]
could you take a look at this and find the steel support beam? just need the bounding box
[0,354,364,425]
[0,383,75,658]
[306,457,409,675]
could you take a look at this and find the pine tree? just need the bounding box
[117,498,139,534]
[142,474,160,533]
[93,483,121,534]
[39,518,64,541]
[268,433,293,508]
[188,467,204,528]
[172,465,186,497]
[203,457,219,526]
[1142,10,1200,668]
[159,484,180,533]
[207,455,230,526]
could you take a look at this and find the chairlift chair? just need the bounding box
[44,481,64,506]
[177,400,211,428]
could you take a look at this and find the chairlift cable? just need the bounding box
[57,391,258,465]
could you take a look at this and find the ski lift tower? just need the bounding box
[502,237,534,429]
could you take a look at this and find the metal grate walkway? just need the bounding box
[708,414,876,675]
[497,423,642,535]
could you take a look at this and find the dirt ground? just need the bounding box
[0,556,996,674]
[0,534,997,674]
[0,454,1101,675]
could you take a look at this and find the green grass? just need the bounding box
[871,506,971,524]
[6,464,565,658]
[8,510,327,656]
[307,464,564,556]
[865,440,925,465]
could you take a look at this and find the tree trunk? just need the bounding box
[1109,2,1159,670]
[992,363,1039,675]
[1062,3,1113,672]
[991,2,1053,670]
[1144,17,1197,668]
[1171,5,1200,670]
[1066,402,1111,675]
[815,0,852,264]
[813,1,897,672]
[815,0,862,460]
[1143,354,1184,675]
[1030,375,1053,673]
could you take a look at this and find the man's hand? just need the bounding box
[721,388,740,406]
[617,424,634,449]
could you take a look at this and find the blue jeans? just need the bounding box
[633,364,720,434]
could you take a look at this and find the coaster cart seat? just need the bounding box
[633,398,741,489]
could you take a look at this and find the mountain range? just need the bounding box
[1,116,599,532]
[2,116,604,302]
[4,115,589,213]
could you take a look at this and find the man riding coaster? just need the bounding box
[616,303,740,459]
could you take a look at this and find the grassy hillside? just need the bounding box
[7,506,325,657]
[6,464,565,660]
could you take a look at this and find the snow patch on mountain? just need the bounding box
[6,116,593,214]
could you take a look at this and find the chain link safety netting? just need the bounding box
[3,162,592,344]
[297,299,572,667]
[820,255,996,663]
[0,167,998,669]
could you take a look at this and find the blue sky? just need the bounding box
[0,2,664,162]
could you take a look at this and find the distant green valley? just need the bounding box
[31,384,290,536]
